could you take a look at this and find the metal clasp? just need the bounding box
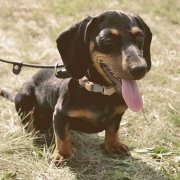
[12,61,22,75]
[55,62,70,78]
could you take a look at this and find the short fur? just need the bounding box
[0,11,152,163]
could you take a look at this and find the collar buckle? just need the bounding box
[79,77,116,96]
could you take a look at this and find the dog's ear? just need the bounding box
[134,15,152,71]
[56,16,97,79]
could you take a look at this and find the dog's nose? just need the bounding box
[129,64,147,79]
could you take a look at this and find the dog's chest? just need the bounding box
[62,82,127,132]
[67,85,127,119]
[66,101,127,133]
[67,103,127,120]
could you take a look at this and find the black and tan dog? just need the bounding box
[0,10,152,163]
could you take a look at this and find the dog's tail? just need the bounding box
[0,89,15,102]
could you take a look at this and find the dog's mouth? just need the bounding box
[99,61,143,112]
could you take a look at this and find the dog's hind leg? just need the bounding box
[14,84,36,133]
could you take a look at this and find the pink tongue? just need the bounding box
[121,79,143,112]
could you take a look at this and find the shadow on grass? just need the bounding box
[33,131,165,180]
[66,133,165,180]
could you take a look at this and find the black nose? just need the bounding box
[129,64,147,79]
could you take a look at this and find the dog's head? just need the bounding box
[56,11,152,111]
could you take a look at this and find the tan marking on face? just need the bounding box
[121,51,129,71]
[68,109,96,119]
[90,52,113,84]
[90,51,130,83]
[131,27,139,34]
[91,50,139,81]
[110,28,119,36]
[122,47,146,70]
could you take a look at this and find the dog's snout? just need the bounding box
[129,64,147,79]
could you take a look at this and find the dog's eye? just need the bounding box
[136,35,144,42]
[135,34,144,48]
[100,36,112,45]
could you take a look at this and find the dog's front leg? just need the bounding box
[102,114,130,156]
[52,109,73,164]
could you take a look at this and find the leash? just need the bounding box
[0,58,70,78]
[0,58,116,95]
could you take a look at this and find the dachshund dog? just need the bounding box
[0,10,152,163]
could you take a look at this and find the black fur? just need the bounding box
[0,11,152,162]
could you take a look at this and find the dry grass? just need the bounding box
[0,0,180,179]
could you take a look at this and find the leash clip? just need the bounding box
[12,61,22,75]
[55,62,70,78]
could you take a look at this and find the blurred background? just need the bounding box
[0,0,179,179]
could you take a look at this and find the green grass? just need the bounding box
[0,0,180,179]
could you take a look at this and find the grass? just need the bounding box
[0,0,180,179]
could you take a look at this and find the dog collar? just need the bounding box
[79,77,116,96]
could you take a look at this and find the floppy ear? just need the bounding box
[56,16,97,79]
[134,15,152,71]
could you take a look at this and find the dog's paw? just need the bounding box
[50,152,71,166]
[101,142,131,156]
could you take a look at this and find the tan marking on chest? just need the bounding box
[113,105,127,115]
[67,109,96,119]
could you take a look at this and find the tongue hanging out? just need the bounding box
[99,62,143,112]
[121,80,143,112]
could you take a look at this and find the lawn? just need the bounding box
[0,0,179,179]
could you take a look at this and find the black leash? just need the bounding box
[0,58,70,78]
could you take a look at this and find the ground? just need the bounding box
[0,0,179,179]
